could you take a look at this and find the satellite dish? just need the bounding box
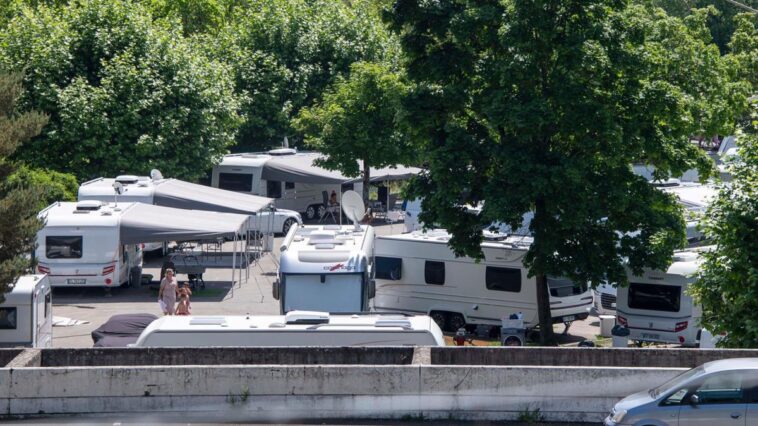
[341,190,365,230]
[112,181,124,195]
[150,169,163,181]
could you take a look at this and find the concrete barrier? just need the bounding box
[2,364,685,422]
[0,349,22,368]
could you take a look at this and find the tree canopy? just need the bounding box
[295,61,415,204]
[0,72,47,303]
[385,0,752,342]
[691,101,758,348]
[0,0,240,181]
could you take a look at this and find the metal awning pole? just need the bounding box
[232,232,237,287]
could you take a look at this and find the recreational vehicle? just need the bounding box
[78,175,301,235]
[36,201,144,288]
[0,275,52,348]
[131,311,445,347]
[273,224,375,313]
[615,248,707,347]
[373,230,594,332]
[211,149,418,220]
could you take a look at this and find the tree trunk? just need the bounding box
[535,273,556,345]
[534,197,556,345]
[362,159,370,207]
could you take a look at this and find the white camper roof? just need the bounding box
[38,202,251,244]
[658,182,717,212]
[279,224,374,273]
[2,275,47,305]
[133,311,444,347]
[79,177,273,214]
[380,229,534,251]
[218,150,420,184]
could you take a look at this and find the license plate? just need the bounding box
[562,315,576,322]
[642,333,660,340]
[67,279,86,285]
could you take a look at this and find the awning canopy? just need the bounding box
[119,203,250,244]
[153,179,272,214]
[260,153,420,185]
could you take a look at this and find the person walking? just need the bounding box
[175,284,192,316]
[158,269,178,315]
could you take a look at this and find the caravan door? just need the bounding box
[33,280,52,348]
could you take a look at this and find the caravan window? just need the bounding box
[0,308,17,329]
[424,261,445,285]
[628,283,681,312]
[376,256,402,280]
[486,267,521,292]
[218,173,253,192]
[548,277,588,297]
[267,180,282,199]
[285,181,295,190]
[46,236,83,259]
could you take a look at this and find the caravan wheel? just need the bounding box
[305,205,317,220]
[127,266,142,288]
[430,311,448,331]
[449,314,466,332]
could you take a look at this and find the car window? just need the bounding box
[741,370,758,403]
[663,388,689,405]
[693,371,744,404]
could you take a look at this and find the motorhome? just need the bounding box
[373,230,594,332]
[273,224,375,313]
[131,311,445,347]
[615,248,707,347]
[0,275,52,348]
[36,201,144,288]
[211,149,418,220]
[78,175,301,235]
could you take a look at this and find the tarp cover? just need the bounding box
[153,179,272,214]
[91,313,158,344]
[261,153,420,184]
[119,203,249,244]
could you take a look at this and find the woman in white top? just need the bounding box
[158,269,178,315]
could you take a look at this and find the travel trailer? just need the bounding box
[211,149,418,220]
[615,248,707,347]
[274,223,375,313]
[78,175,301,235]
[36,201,144,288]
[373,230,594,332]
[131,311,445,347]
[0,275,52,348]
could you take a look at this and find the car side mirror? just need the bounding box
[272,280,280,300]
[689,394,700,406]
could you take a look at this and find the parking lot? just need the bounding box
[51,222,601,348]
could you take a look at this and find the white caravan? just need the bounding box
[373,230,594,332]
[131,311,444,347]
[615,248,707,347]
[273,224,375,313]
[78,175,301,235]
[36,201,144,288]
[0,275,52,348]
[212,149,418,220]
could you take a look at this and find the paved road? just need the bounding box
[51,222,600,348]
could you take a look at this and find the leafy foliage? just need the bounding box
[385,1,752,343]
[0,72,47,303]
[211,0,397,152]
[7,164,78,208]
[691,102,758,347]
[0,0,240,181]
[295,61,415,203]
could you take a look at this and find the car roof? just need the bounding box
[702,358,758,373]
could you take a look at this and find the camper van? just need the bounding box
[36,201,144,288]
[373,230,594,332]
[0,275,52,348]
[78,175,301,235]
[212,149,417,220]
[273,224,375,313]
[615,248,707,347]
[131,311,445,347]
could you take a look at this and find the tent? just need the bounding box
[152,179,272,214]
[260,152,420,184]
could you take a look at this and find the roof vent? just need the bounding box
[375,319,412,329]
[267,148,297,156]
[75,200,104,211]
[285,310,329,324]
[115,175,139,184]
[189,317,227,326]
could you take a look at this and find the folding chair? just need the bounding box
[319,190,339,223]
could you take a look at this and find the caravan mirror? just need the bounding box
[272,280,280,300]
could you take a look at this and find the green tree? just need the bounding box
[295,62,415,204]
[0,0,240,181]
[0,72,48,303]
[7,165,78,208]
[691,102,758,347]
[212,0,396,152]
[386,1,751,343]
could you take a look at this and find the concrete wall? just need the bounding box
[432,347,758,367]
[1,364,685,422]
[0,350,22,367]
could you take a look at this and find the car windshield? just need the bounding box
[651,366,706,398]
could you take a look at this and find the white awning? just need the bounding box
[260,152,420,184]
